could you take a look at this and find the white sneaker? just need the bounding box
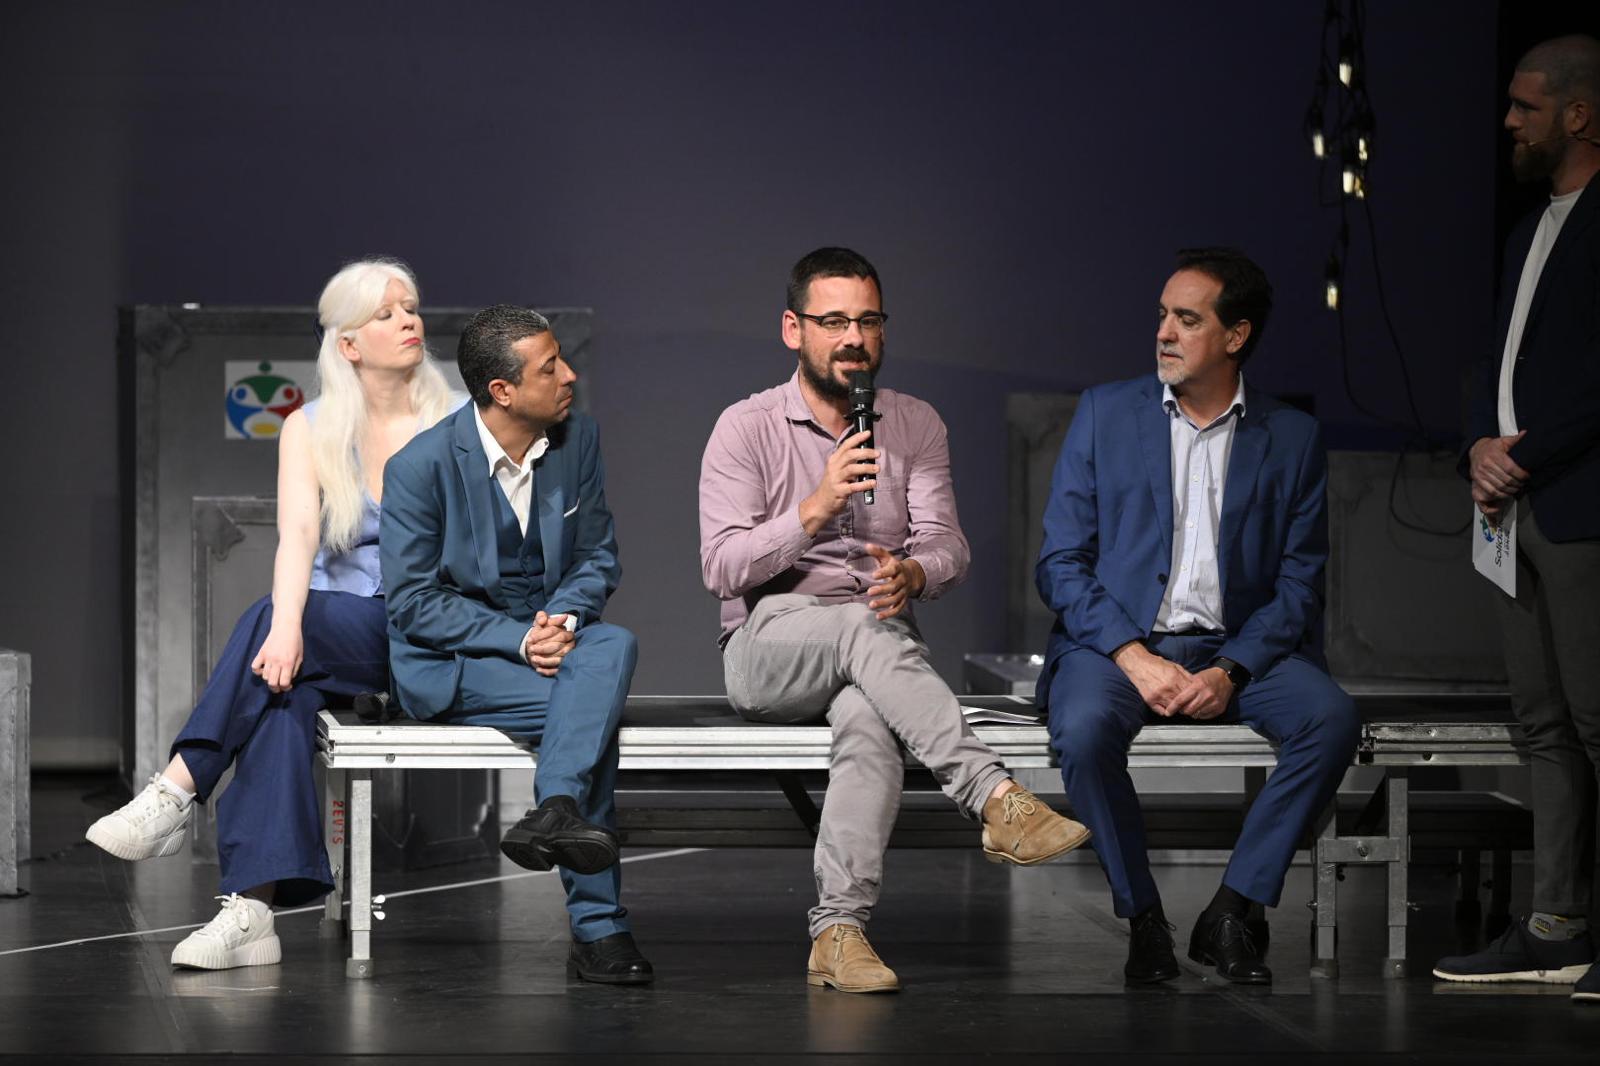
[171,895,282,970]
[85,775,193,860]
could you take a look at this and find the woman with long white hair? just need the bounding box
[87,258,461,969]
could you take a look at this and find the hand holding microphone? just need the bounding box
[848,370,881,505]
[799,429,877,536]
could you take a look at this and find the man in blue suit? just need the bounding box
[380,304,650,984]
[1036,249,1358,986]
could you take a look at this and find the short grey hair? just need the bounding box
[1517,34,1600,108]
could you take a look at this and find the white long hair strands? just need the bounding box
[310,258,454,553]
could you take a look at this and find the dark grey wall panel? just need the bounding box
[1324,452,1507,682]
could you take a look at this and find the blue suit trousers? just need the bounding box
[1046,633,1359,918]
[173,591,389,906]
[432,622,638,943]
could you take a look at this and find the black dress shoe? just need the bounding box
[1187,911,1271,985]
[499,796,619,875]
[569,932,654,985]
[1126,908,1180,984]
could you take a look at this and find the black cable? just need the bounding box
[1360,199,1434,441]
[1310,0,1467,539]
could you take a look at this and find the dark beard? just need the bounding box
[1512,137,1562,182]
[799,345,879,399]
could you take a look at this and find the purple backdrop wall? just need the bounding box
[0,1,1500,766]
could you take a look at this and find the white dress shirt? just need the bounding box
[471,406,577,653]
[473,403,548,534]
[1153,376,1246,634]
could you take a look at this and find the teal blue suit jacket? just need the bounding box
[380,405,621,719]
[1034,375,1329,702]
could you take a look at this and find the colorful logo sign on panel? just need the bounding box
[224,361,312,439]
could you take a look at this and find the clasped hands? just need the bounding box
[524,611,575,677]
[865,543,924,621]
[1469,432,1529,524]
[1113,642,1234,720]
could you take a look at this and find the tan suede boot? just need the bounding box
[981,785,1091,865]
[806,924,901,993]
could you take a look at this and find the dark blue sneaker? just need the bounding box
[1433,919,1594,984]
[1574,963,1600,1003]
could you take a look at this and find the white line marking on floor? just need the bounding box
[0,848,704,958]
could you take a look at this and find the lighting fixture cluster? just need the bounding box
[1305,0,1374,310]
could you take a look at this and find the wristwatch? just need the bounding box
[1210,656,1252,691]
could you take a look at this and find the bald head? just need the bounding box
[1517,34,1600,108]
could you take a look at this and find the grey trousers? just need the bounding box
[722,594,1011,938]
[1492,506,1600,915]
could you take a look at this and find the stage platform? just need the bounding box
[0,774,1593,1064]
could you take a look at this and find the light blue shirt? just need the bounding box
[302,399,385,597]
[1153,376,1246,633]
[301,393,469,596]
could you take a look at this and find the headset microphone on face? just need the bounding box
[1519,124,1600,150]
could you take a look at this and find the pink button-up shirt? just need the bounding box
[699,371,970,645]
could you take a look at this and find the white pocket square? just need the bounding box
[562,499,580,518]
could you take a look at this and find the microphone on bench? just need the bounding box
[353,691,400,724]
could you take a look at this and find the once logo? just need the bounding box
[225,360,306,439]
[1479,514,1497,544]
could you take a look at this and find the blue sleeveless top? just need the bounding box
[302,399,384,597]
[301,392,469,597]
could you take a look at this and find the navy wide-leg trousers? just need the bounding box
[173,590,388,906]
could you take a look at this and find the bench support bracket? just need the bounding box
[1312,769,1410,980]
[772,771,822,838]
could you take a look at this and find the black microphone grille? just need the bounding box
[847,369,875,406]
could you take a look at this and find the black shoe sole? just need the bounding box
[566,960,655,985]
[1186,947,1271,985]
[499,828,619,875]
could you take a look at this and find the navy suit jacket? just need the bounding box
[1463,170,1600,543]
[1034,376,1329,705]
[380,405,621,719]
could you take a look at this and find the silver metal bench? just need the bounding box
[316,694,1527,980]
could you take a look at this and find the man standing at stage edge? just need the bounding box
[699,247,1090,993]
[1435,35,1600,1002]
[1036,248,1359,987]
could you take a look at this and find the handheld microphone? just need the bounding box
[847,369,880,506]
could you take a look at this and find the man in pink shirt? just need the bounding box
[699,247,1090,993]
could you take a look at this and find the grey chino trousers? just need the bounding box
[722,594,1011,939]
[1492,506,1600,915]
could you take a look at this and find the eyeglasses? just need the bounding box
[797,312,889,335]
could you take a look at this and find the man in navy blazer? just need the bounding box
[1436,36,1600,995]
[381,305,650,984]
[1036,249,1358,986]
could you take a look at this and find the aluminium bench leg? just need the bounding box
[1311,801,1339,979]
[1383,771,1409,980]
[346,769,375,979]
[321,766,347,938]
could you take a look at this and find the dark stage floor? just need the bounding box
[1,776,1595,1064]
